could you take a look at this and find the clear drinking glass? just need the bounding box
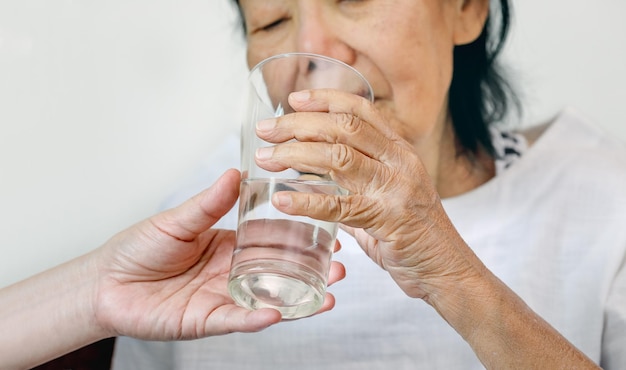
[228,53,373,319]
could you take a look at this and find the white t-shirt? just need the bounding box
[112,109,626,369]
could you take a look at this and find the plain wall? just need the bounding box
[1,1,625,287]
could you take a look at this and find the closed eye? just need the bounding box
[260,17,287,32]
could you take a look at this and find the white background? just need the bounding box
[1,1,625,287]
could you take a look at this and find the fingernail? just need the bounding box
[274,192,292,207]
[255,146,274,160]
[289,90,310,102]
[256,118,276,132]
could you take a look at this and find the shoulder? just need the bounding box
[516,109,626,202]
[522,109,626,169]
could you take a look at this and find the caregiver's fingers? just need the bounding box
[327,261,346,286]
[316,292,336,315]
[152,169,241,241]
[333,239,342,253]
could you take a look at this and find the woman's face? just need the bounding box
[238,0,488,149]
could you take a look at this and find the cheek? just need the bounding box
[378,44,454,142]
[246,32,293,69]
[246,46,273,70]
[371,1,456,128]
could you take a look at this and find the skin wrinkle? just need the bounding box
[336,110,363,136]
[190,284,226,339]
[106,238,170,280]
[157,262,227,340]
[150,218,197,244]
[346,195,384,228]
[139,222,205,277]
[368,167,394,196]
[329,142,356,176]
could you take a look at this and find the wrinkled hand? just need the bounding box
[91,169,345,340]
[255,89,474,299]
[253,89,602,370]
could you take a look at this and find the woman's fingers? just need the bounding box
[255,141,400,195]
[253,88,436,239]
[272,191,383,231]
[255,89,425,195]
[288,89,404,147]
[258,89,412,162]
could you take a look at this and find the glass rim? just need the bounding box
[248,52,374,103]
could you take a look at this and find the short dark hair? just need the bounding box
[450,0,519,157]
[230,0,519,157]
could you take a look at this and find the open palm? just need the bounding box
[91,169,342,341]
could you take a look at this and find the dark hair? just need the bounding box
[231,0,518,157]
[450,0,519,157]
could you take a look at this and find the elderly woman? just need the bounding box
[114,0,626,368]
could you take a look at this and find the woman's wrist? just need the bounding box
[419,242,494,336]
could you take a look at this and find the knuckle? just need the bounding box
[325,196,345,221]
[329,143,355,171]
[329,195,353,222]
[303,194,342,222]
[338,195,381,225]
[359,97,374,111]
[334,112,362,134]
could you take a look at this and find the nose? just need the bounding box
[295,7,356,66]
[306,60,317,73]
[295,57,330,81]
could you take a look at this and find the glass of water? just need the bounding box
[228,53,373,319]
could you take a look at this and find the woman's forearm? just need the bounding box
[427,256,599,369]
[0,252,108,369]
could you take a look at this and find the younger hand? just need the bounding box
[93,169,345,340]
